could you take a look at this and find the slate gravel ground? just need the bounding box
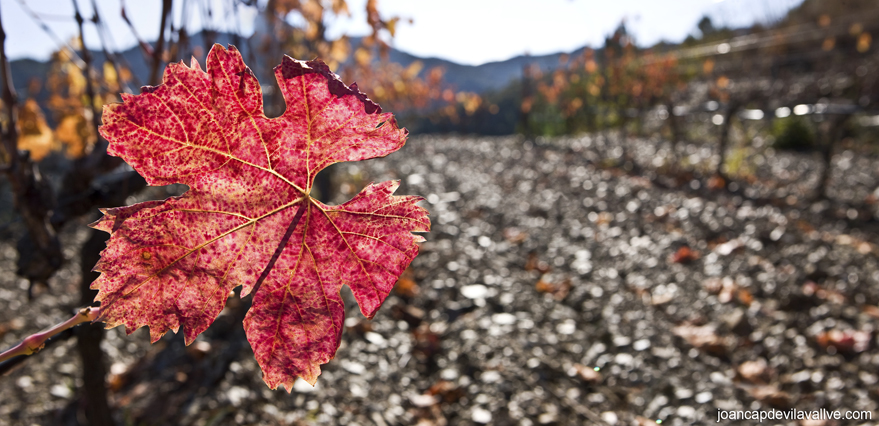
[2,134,879,425]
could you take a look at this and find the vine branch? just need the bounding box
[0,306,102,364]
[120,0,154,59]
[148,0,173,85]
[72,0,101,147]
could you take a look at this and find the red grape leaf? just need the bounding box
[92,45,429,390]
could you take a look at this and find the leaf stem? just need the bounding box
[249,199,308,297]
[0,306,102,364]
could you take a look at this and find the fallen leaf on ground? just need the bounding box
[671,246,700,264]
[816,329,870,354]
[394,267,420,298]
[571,363,602,383]
[535,274,571,300]
[672,323,729,355]
[737,358,770,384]
[525,252,551,273]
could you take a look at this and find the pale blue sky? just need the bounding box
[2,0,803,65]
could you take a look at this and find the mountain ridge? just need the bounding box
[9,31,579,98]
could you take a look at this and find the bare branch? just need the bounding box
[120,0,155,59]
[0,307,102,364]
[13,0,85,69]
[91,0,136,93]
[148,0,173,86]
[72,0,101,147]
[0,1,19,163]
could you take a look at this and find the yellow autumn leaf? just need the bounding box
[17,99,57,161]
[55,113,96,159]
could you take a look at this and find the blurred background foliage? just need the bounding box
[5,0,879,165]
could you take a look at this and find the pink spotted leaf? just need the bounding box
[92,44,429,391]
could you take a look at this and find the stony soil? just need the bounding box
[2,133,879,425]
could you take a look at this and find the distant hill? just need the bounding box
[378,40,585,93]
[9,58,49,94]
[781,0,878,25]
[10,32,238,94]
[10,32,580,99]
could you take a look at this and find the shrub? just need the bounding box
[771,117,816,151]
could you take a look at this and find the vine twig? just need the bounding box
[0,306,102,364]
[148,0,173,85]
[72,0,101,148]
[13,0,86,69]
[120,0,154,59]
[91,0,136,93]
